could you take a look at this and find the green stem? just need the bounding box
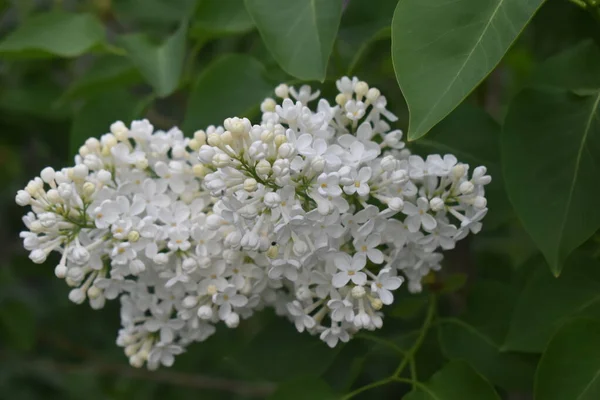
[341,377,434,399]
[341,377,395,400]
[409,356,417,391]
[393,294,436,378]
[341,295,437,399]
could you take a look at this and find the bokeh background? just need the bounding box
[0,0,598,399]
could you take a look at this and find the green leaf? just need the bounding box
[232,318,340,382]
[439,282,537,390]
[61,55,142,102]
[0,299,35,351]
[0,11,106,58]
[338,0,396,74]
[113,0,197,28]
[70,89,142,157]
[0,78,68,120]
[119,22,188,98]
[183,54,273,131]
[530,40,600,92]
[244,0,342,81]
[268,377,335,400]
[504,255,600,353]
[392,0,544,140]
[410,103,512,229]
[191,0,254,38]
[535,318,600,400]
[502,88,600,275]
[404,360,500,400]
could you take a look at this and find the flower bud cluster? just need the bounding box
[16,76,490,368]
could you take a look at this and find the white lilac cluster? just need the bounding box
[16,77,490,369]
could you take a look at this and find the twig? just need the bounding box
[30,359,276,398]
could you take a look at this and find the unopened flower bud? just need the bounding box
[212,153,231,168]
[429,197,444,212]
[261,98,276,112]
[54,264,67,278]
[474,196,487,209]
[82,182,96,197]
[388,197,404,211]
[198,145,215,163]
[278,143,294,158]
[220,130,233,146]
[15,190,31,206]
[370,298,383,310]
[41,167,55,183]
[452,164,466,179]
[192,164,206,177]
[351,285,366,299]
[459,181,474,195]
[207,133,221,147]
[310,156,325,173]
[336,93,348,106]
[256,159,271,176]
[183,296,198,308]
[225,312,240,328]
[194,130,207,145]
[381,155,397,171]
[97,170,112,183]
[68,289,86,304]
[244,178,258,192]
[135,158,148,170]
[87,285,102,299]
[261,129,274,143]
[366,88,380,103]
[275,84,289,98]
[110,121,129,140]
[127,230,140,242]
[72,164,89,181]
[274,134,286,147]
[354,81,369,98]
[267,244,279,258]
[188,138,201,151]
[197,305,213,319]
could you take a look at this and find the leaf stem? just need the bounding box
[392,294,437,378]
[341,295,437,399]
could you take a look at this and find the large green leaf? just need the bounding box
[504,255,600,353]
[61,55,142,102]
[0,11,106,58]
[535,318,600,400]
[404,360,500,400]
[268,377,335,400]
[183,54,273,131]
[191,0,254,38]
[113,0,197,28]
[502,88,600,275]
[530,40,600,92]
[439,282,537,390]
[119,22,188,98]
[410,103,512,229]
[244,0,342,81]
[392,0,544,140]
[337,0,396,74]
[70,89,142,157]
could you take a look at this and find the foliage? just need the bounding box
[2,0,600,399]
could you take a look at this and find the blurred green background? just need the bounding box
[0,0,597,399]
